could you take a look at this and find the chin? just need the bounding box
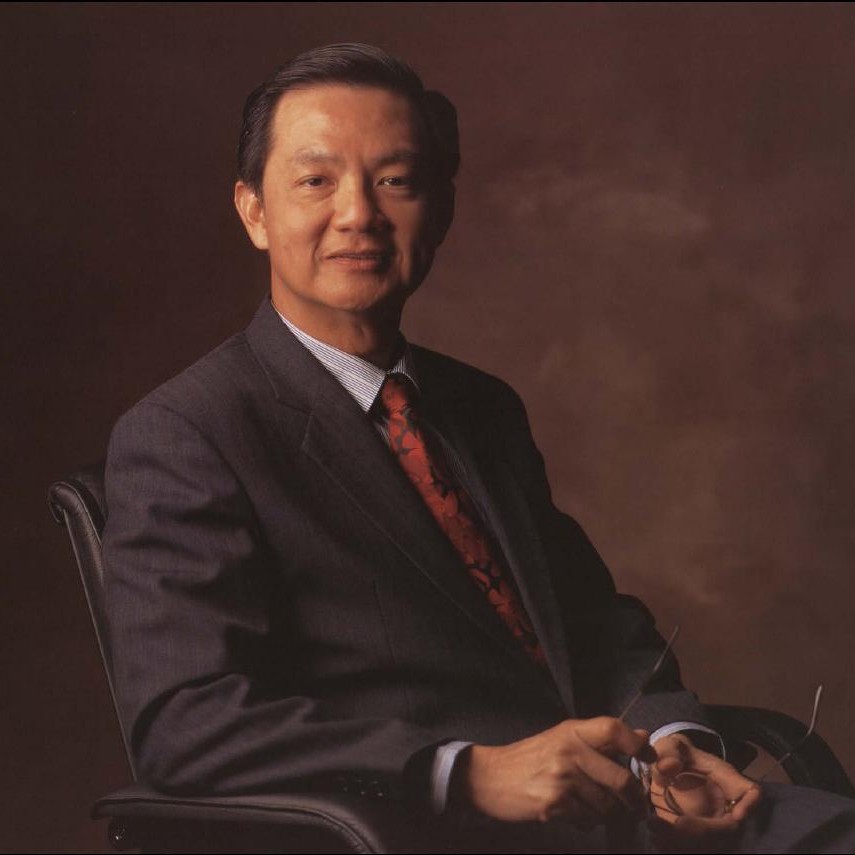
[322,279,409,313]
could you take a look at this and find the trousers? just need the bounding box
[418,783,855,854]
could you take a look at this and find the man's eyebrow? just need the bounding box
[289,149,422,168]
[291,149,344,166]
[372,149,421,169]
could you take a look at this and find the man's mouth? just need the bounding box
[329,251,390,259]
[327,251,392,269]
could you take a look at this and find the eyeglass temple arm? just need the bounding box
[750,684,824,786]
[618,625,681,722]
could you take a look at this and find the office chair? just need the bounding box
[49,462,855,853]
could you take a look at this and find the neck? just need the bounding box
[271,294,404,369]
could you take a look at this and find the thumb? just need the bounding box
[653,737,691,783]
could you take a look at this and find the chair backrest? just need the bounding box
[49,461,134,773]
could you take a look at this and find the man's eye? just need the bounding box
[380,176,412,188]
[300,176,327,188]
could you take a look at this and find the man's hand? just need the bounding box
[647,733,762,844]
[451,717,652,829]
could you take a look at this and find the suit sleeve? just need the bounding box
[103,400,446,799]
[495,384,713,735]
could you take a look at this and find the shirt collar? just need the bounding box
[272,301,420,415]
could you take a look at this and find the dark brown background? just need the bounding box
[3,3,854,851]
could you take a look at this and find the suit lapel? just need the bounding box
[245,298,560,686]
[417,356,576,712]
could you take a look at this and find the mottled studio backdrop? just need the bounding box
[2,4,854,851]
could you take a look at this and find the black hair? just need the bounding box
[237,43,459,196]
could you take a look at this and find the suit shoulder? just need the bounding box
[409,343,525,407]
[110,331,266,439]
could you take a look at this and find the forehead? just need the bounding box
[268,83,425,162]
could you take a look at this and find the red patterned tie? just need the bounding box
[379,373,547,666]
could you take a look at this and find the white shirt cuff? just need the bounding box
[629,721,726,779]
[430,740,474,814]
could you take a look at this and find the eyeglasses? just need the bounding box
[620,626,824,820]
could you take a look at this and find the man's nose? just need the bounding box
[332,177,386,232]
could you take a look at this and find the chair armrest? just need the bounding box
[707,703,855,798]
[94,783,434,853]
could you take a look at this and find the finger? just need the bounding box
[728,782,763,822]
[687,748,742,777]
[653,753,685,783]
[575,716,650,758]
[576,742,647,814]
[651,738,692,786]
[662,772,728,818]
[652,807,680,827]
[653,734,691,763]
[648,789,681,825]
[688,754,760,805]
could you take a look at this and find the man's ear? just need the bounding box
[234,181,269,250]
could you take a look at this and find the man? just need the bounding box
[102,43,855,852]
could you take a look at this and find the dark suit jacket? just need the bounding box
[102,296,709,804]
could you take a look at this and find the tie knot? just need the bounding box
[379,373,416,416]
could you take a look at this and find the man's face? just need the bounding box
[239,84,449,324]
